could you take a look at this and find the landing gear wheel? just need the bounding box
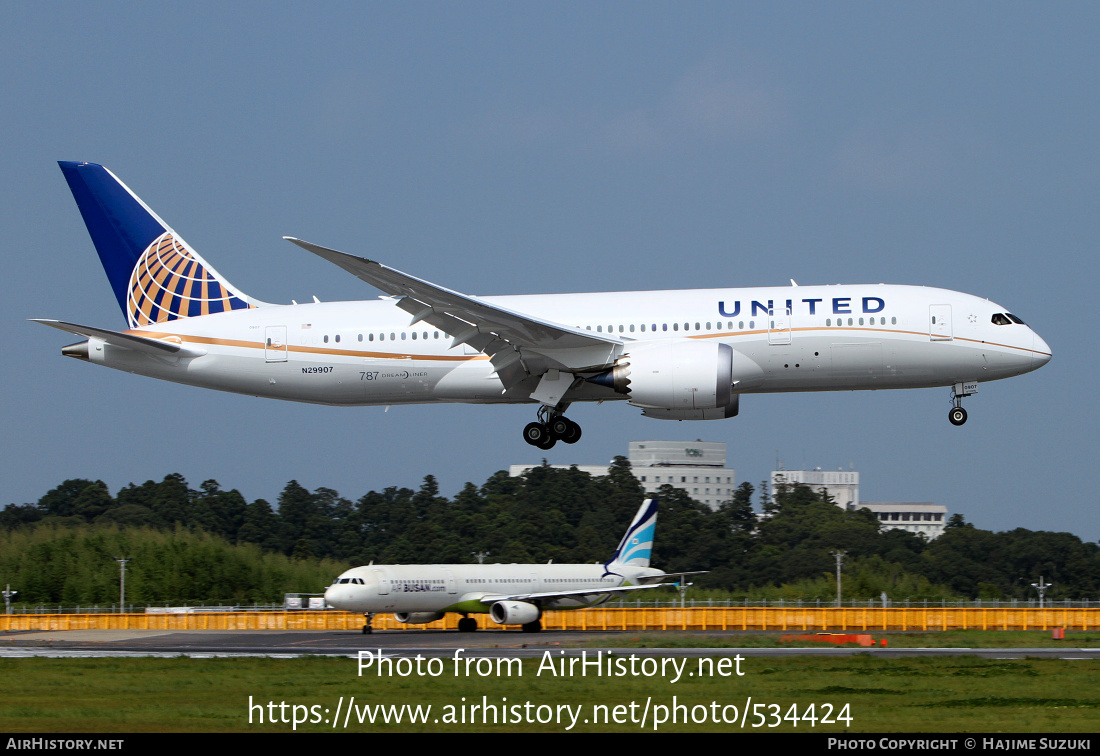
[536,434,557,450]
[548,416,571,439]
[521,620,542,633]
[362,612,375,634]
[457,617,477,632]
[362,625,372,634]
[949,406,968,426]
[523,422,549,447]
[560,418,582,444]
[548,416,582,444]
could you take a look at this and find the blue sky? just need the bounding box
[3,3,1096,542]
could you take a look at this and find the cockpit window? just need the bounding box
[1006,313,1026,325]
[991,313,1012,325]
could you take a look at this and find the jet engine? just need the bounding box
[489,601,541,626]
[588,340,754,416]
[639,397,739,420]
[393,612,445,624]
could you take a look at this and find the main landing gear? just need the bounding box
[361,612,376,634]
[457,616,478,632]
[522,406,582,449]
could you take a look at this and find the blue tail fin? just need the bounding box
[606,498,658,569]
[58,162,262,328]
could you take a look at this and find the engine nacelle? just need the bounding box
[641,395,739,420]
[489,601,541,626]
[589,340,746,412]
[393,612,445,625]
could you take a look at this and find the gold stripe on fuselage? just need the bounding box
[123,324,1050,362]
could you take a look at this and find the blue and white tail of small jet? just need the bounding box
[36,161,1050,441]
[604,496,658,574]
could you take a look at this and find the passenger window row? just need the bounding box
[314,315,914,345]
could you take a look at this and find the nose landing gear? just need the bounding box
[948,381,977,426]
[522,407,582,449]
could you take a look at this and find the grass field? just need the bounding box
[2,650,1098,732]
[587,629,1100,648]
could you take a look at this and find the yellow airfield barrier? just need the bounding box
[2,607,1099,633]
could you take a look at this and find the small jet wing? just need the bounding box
[284,237,624,390]
[30,319,206,357]
[480,582,671,605]
[487,571,710,603]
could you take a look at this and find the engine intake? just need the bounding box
[393,612,445,625]
[489,601,541,626]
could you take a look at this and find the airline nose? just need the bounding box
[1032,330,1052,368]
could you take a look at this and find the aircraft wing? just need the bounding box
[284,237,624,392]
[30,319,206,358]
[479,582,670,605]
[489,571,708,603]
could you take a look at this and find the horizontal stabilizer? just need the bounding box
[29,319,206,358]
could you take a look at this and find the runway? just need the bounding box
[2,628,1098,659]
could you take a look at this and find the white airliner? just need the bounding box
[36,162,1051,445]
[324,498,684,633]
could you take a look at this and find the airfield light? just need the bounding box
[1031,576,1051,608]
[2,584,16,614]
[830,551,846,607]
[678,581,693,609]
[113,557,131,613]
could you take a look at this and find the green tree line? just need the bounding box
[2,458,1098,603]
[0,524,343,605]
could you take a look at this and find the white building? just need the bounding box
[767,466,947,539]
[860,502,948,539]
[770,468,860,509]
[510,440,736,510]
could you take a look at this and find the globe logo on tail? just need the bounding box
[126,232,253,328]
